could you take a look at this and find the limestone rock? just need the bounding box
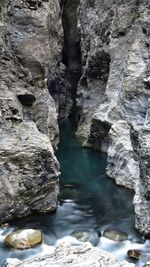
[0,0,61,223]
[5,242,135,267]
[134,128,150,238]
[76,0,150,237]
[106,120,140,189]
[4,229,42,249]
[0,121,60,222]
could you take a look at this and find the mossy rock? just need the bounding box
[4,229,43,249]
[103,229,128,242]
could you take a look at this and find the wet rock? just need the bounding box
[72,230,99,246]
[4,229,42,249]
[5,242,135,267]
[127,249,142,260]
[1,223,10,229]
[103,230,128,242]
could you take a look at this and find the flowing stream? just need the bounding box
[0,119,149,267]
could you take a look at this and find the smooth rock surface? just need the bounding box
[4,229,42,249]
[127,249,142,260]
[5,242,135,267]
[103,229,128,242]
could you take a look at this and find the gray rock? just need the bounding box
[5,242,135,267]
[0,0,61,223]
[134,128,150,238]
[106,120,140,189]
[75,0,150,237]
[0,120,59,222]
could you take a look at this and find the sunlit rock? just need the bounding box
[4,229,43,249]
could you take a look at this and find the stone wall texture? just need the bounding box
[0,0,62,222]
[76,0,150,237]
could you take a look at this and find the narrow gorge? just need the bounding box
[0,0,150,266]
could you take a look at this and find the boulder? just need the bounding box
[4,229,42,249]
[103,229,128,242]
[5,242,135,267]
[127,249,142,260]
[72,230,99,246]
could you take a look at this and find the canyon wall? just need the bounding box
[0,0,62,223]
[0,0,149,238]
[76,0,150,237]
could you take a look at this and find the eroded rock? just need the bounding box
[76,0,150,237]
[0,0,61,223]
[106,120,140,189]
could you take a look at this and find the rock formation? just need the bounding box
[75,0,150,237]
[0,0,149,240]
[0,0,62,222]
[5,242,135,267]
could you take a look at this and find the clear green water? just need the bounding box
[0,119,149,266]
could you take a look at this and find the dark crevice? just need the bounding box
[61,0,82,120]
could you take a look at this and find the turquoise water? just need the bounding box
[0,119,149,266]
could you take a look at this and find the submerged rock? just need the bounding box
[103,229,128,242]
[4,229,42,249]
[5,242,135,267]
[72,230,99,246]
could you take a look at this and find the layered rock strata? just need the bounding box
[76,0,150,236]
[0,0,61,222]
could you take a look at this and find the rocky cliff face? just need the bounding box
[0,0,62,222]
[76,0,150,237]
[0,0,149,239]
